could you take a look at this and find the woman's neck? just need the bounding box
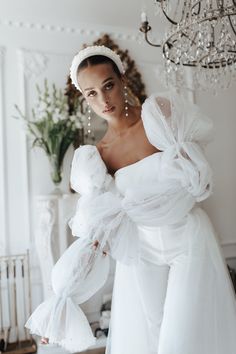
[106,105,141,136]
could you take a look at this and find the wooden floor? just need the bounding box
[3,340,37,354]
[78,348,105,354]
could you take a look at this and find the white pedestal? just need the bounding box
[34,192,78,299]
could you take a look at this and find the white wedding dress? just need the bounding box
[25,91,236,354]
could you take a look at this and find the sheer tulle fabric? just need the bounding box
[25,91,236,353]
[25,237,109,351]
[105,207,236,354]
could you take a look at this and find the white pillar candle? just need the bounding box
[141,11,147,23]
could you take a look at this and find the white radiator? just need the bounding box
[0,252,31,349]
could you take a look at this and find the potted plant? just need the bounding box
[14,79,84,188]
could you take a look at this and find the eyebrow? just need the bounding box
[84,77,114,91]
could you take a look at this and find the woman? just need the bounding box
[26,45,236,354]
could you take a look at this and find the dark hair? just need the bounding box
[77,55,122,78]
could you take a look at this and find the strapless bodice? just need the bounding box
[114,151,163,196]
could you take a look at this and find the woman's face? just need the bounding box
[77,62,126,119]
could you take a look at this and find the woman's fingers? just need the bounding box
[92,240,107,256]
[93,240,99,249]
[41,337,49,344]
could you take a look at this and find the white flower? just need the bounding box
[38,101,48,111]
[70,115,76,122]
[61,112,68,120]
[80,115,87,124]
[54,108,60,116]
[52,114,60,123]
[75,120,82,129]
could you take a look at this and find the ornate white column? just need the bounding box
[34,193,78,299]
[17,48,50,253]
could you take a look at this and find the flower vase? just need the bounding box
[49,154,63,195]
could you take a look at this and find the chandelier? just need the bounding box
[140,0,236,92]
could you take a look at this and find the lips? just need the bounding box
[103,106,115,113]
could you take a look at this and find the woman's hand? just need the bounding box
[93,240,107,256]
[41,337,49,344]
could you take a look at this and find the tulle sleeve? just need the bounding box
[141,91,213,150]
[141,91,214,202]
[25,237,109,352]
[25,145,140,353]
[68,145,140,265]
[70,145,114,195]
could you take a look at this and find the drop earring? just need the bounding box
[87,103,91,134]
[85,102,95,143]
[87,102,92,136]
[124,85,128,118]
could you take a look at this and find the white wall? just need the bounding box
[198,84,236,263]
[0,0,236,312]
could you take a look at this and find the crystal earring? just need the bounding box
[124,85,128,118]
[87,102,92,136]
[86,103,95,143]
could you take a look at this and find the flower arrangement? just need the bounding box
[14,79,84,185]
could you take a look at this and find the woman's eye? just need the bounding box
[105,82,114,90]
[87,90,96,97]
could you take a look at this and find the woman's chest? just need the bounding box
[98,131,159,175]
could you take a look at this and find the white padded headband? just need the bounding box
[70,45,125,92]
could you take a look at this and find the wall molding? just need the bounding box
[17,48,49,251]
[18,49,49,80]
[0,46,8,255]
[17,49,31,252]
[0,18,147,43]
[0,47,5,59]
[221,240,236,260]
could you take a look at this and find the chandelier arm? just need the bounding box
[159,0,178,25]
[144,31,161,47]
[161,10,178,25]
[159,0,201,27]
[162,41,175,63]
[228,15,236,35]
[191,1,201,16]
[139,22,161,47]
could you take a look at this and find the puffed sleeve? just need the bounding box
[70,145,114,195]
[142,91,213,150]
[25,145,140,353]
[68,145,140,265]
[141,91,213,202]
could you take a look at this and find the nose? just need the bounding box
[100,92,109,106]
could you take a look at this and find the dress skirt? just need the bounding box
[105,207,236,354]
